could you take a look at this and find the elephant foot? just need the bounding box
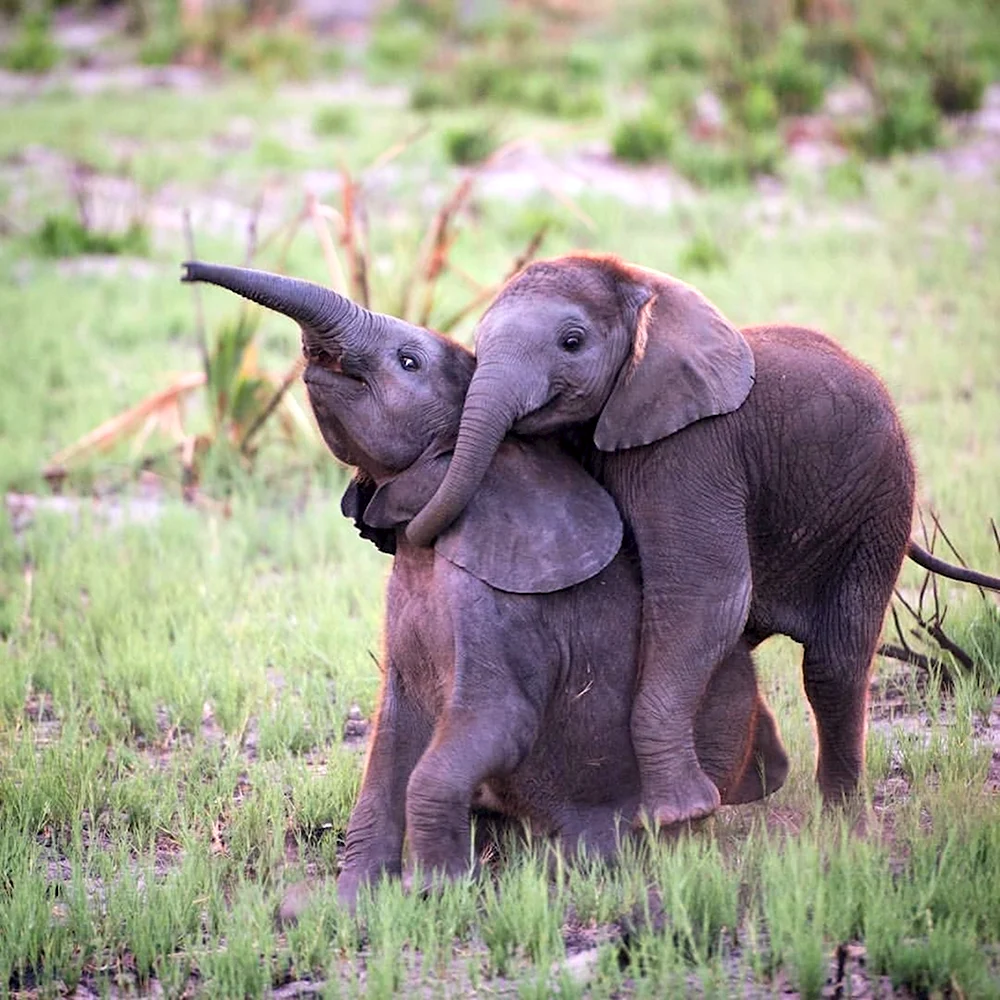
[636,771,721,830]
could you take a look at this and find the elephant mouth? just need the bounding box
[512,392,562,434]
[302,346,367,388]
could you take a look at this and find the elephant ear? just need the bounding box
[594,272,755,451]
[364,441,623,594]
[341,474,396,555]
[362,455,450,535]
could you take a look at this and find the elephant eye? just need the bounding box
[398,350,421,372]
[560,331,584,353]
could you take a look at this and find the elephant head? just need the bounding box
[181,260,623,594]
[406,252,755,547]
[181,261,473,480]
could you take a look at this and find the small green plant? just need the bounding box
[861,73,941,158]
[733,24,825,120]
[312,105,354,137]
[139,25,185,67]
[648,74,701,122]
[32,215,150,258]
[673,136,754,188]
[224,26,315,83]
[254,136,297,169]
[612,110,675,164]
[740,81,780,132]
[679,232,728,273]
[645,31,707,74]
[518,74,604,119]
[826,156,867,200]
[443,124,496,166]
[2,10,59,73]
[767,26,826,115]
[367,16,435,73]
[410,76,458,111]
[564,43,603,82]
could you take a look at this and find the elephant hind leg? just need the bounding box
[802,609,883,803]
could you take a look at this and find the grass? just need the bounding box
[2,10,1000,997]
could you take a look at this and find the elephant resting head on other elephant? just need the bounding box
[180,261,789,914]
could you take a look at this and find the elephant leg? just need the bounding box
[336,664,433,911]
[406,697,541,883]
[631,534,752,828]
[802,600,884,802]
[725,696,789,804]
[693,637,788,805]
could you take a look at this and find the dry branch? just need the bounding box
[876,644,951,677]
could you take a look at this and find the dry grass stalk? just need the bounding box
[364,125,430,176]
[240,357,310,457]
[437,224,549,334]
[306,193,349,295]
[45,372,206,474]
[339,171,370,308]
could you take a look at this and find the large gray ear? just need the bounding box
[363,456,450,534]
[365,441,623,595]
[342,474,396,555]
[594,272,755,451]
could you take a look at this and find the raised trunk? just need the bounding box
[181,261,372,349]
[406,368,521,547]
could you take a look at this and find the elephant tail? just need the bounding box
[906,541,1000,591]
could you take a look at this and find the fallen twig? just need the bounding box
[877,643,951,678]
[45,372,206,471]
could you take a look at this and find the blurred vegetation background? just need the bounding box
[3,0,998,166]
[3,4,1000,996]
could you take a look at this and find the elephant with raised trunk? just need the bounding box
[181,261,789,911]
[406,252,1000,829]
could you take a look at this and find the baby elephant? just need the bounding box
[180,262,788,910]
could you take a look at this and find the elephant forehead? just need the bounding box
[497,259,622,315]
[478,297,587,342]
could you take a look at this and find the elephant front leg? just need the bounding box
[631,553,752,828]
[336,666,433,911]
[406,698,540,884]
